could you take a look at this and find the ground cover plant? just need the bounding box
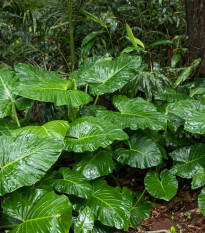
[0,50,205,232]
[1,0,205,232]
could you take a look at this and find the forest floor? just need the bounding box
[112,167,205,233]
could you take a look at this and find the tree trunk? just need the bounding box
[185,0,205,74]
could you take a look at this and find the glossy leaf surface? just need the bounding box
[96,95,165,130]
[114,131,162,169]
[74,56,141,96]
[184,109,205,134]
[167,99,204,119]
[87,180,131,230]
[191,167,205,189]
[74,150,115,179]
[65,117,128,152]
[144,169,178,201]
[15,63,67,81]
[46,167,92,198]
[14,79,92,107]
[74,207,94,233]
[0,135,64,196]
[170,144,205,178]
[11,120,69,139]
[1,187,72,232]
[0,70,18,118]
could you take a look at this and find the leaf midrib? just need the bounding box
[0,75,14,103]
[96,59,134,88]
[1,148,42,170]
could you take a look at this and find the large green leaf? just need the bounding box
[191,167,205,189]
[0,70,18,118]
[73,55,141,96]
[96,95,166,130]
[14,79,92,107]
[184,109,205,134]
[86,180,131,230]
[11,120,69,139]
[74,150,115,180]
[169,144,205,178]
[74,207,94,233]
[15,63,67,81]
[167,99,204,119]
[0,134,64,196]
[114,131,162,169]
[65,117,128,152]
[70,56,105,87]
[1,187,72,232]
[198,187,205,215]
[45,167,92,198]
[144,169,178,201]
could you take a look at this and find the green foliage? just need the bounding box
[1,1,205,232]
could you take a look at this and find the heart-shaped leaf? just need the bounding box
[114,131,162,169]
[14,79,92,107]
[65,117,128,152]
[191,167,205,189]
[45,167,92,198]
[74,150,115,179]
[73,55,141,96]
[170,144,205,178]
[11,120,69,139]
[74,207,94,233]
[86,180,131,230]
[144,169,178,201]
[0,134,64,196]
[1,186,72,232]
[96,95,165,130]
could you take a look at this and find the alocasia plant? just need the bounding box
[0,53,204,233]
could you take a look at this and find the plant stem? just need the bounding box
[85,84,88,93]
[52,40,72,72]
[12,102,21,127]
[110,174,121,188]
[59,106,68,121]
[0,224,19,230]
[68,0,75,69]
[94,95,99,105]
[133,189,146,208]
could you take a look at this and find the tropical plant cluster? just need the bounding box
[0,0,205,233]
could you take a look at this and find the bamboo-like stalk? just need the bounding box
[68,0,75,70]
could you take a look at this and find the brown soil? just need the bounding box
[112,167,205,233]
